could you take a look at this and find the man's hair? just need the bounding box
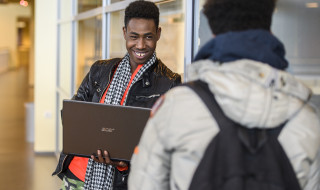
[203,0,277,35]
[124,0,160,30]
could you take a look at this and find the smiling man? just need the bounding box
[52,1,181,190]
[124,17,161,73]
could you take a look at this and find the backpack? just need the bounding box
[185,80,301,190]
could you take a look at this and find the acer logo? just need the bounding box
[101,128,115,133]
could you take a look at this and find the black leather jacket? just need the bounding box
[52,58,181,189]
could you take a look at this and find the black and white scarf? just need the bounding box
[105,52,156,105]
[83,52,157,190]
[84,159,115,190]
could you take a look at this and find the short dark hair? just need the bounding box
[203,0,277,35]
[124,0,160,30]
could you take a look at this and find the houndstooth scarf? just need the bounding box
[105,52,156,105]
[83,52,156,190]
[84,159,115,190]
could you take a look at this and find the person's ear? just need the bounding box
[156,27,161,41]
[123,26,127,40]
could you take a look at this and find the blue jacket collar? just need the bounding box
[194,29,288,70]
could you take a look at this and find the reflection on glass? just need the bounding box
[157,0,185,74]
[272,0,320,64]
[109,10,126,59]
[110,0,124,3]
[78,0,102,13]
[272,0,320,93]
[59,23,73,94]
[77,16,102,87]
[196,0,212,55]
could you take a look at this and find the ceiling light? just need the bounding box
[20,0,28,7]
[306,2,318,8]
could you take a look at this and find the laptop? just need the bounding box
[62,99,151,161]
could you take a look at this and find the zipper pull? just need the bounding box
[93,80,101,87]
[142,72,151,87]
[143,78,151,87]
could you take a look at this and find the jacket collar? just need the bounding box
[194,29,288,70]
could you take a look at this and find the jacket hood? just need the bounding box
[194,29,289,70]
[188,59,312,128]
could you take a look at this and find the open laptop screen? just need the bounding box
[62,100,151,161]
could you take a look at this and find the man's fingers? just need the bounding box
[117,161,128,167]
[103,150,128,167]
[92,149,122,167]
[97,149,105,163]
[91,154,99,162]
[103,150,112,164]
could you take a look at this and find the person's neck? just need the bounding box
[130,62,139,73]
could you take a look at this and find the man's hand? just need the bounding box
[91,149,127,168]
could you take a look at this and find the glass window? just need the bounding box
[111,0,124,3]
[57,93,69,152]
[272,0,320,93]
[195,0,320,94]
[109,10,126,59]
[157,0,185,74]
[58,23,73,95]
[77,16,102,88]
[78,0,102,13]
[195,0,212,56]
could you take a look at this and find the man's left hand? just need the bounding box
[91,149,128,168]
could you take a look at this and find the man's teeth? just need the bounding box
[135,52,146,57]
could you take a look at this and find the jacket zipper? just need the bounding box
[98,68,113,102]
[111,166,116,188]
[125,77,143,104]
[262,69,278,126]
[136,94,160,99]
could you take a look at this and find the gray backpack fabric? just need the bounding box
[185,80,301,190]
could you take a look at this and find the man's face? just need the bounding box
[123,18,161,67]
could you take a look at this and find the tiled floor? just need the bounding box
[0,67,61,190]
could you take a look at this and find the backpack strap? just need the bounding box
[184,80,230,128]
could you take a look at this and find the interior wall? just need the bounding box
[29,5,35,87]
[34,0,57,152]
[0,4,31,69]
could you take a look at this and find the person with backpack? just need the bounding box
[128,0,320,189]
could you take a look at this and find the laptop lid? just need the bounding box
[62,99,151,161]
